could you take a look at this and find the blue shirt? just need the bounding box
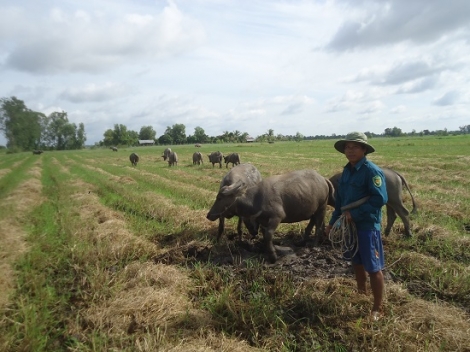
[329,157,388,231]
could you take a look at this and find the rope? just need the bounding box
[328,216,358,260]
[328,196,370,259]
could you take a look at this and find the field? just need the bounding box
[1,135,469,351]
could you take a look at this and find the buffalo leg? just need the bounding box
[392,204,412,238]
[384,205,396,236]
[385,204,412,238]
[303,205,327,246]
[236,217,243,240]
[217,217,225,242]
[262,221,279,263]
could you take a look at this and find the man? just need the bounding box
[325,132,388,321]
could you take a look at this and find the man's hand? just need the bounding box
[343,210,353,222]
[324,224,333,236]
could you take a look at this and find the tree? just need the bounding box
[165,124,186,144]
[139,126,156,140]
[102,129,114,146]
[42,111,87,150]
[384,127,402,137]
[74,123,87,149]
[158,134,172,145]
[193,126,209,143]
[0,97,43,150]
[294,132,304,142]
[459,125,470,134]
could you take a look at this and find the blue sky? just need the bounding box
[1,0,470,145]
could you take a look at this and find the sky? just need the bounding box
[1,0,470,145]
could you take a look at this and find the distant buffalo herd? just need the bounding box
[115,146,418,263]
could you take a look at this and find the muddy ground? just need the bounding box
[154,231,395,283]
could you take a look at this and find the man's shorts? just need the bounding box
[345,229,385,273]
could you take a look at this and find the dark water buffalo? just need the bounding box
[193,151,203,165]
[129,153,140,167]
[223,153,241,168]
[32,150,43,155]
[207,163,263,241]
[208,151,223,168]
[329,167,417,238]
[110,146,118,151]
[168,151,178,167]
[207,169,335,263]
[162,148,172,161]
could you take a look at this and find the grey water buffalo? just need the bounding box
[224,153,241,168]
[110,146,118,151]
[329,167,417,238]
[129,153,139,167]
[168,151,178,167]
[162,148,172,161]
[207,169,335,263]
[32,150,43,155]
[193,151,203,165]
[207,163,263,242]
[208,151,223,168]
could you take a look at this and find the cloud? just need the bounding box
[326,0,470,51]
[432,90,460,106]
[396,76,439,94]
[390,105,406,114]
[3,1,206,74]
[59,83,131,103]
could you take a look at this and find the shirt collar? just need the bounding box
[344,156,367,171]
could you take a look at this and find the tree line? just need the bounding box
[2,96,469,151]
[0,97,86,152]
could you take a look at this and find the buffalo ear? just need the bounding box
[221,180,244,195]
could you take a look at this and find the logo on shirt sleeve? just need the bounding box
[373,175,382,187]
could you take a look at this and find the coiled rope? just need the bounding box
[328,196,370,260]
[329,216,358,259]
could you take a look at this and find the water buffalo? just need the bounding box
[208,151,223,168]
[207,163,263,241]
[110,146,118,151]
[224,153,241,168]
[193,151,203,165]
[32,150,43,155]
[162,148,172,161]
[207,169,335,263]
[129,152,139,167]
[168,151,178,167]
[329,167,417,238]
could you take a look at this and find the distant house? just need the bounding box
[246,136,255,143]
[138,140,155,146]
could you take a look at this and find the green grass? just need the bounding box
[1,135,470,351]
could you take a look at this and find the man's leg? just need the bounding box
[353,264,367,294]
[369,270,384,312]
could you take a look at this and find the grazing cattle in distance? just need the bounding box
[192,152,203,165]
[223,153,241,168]
[162,148,172,161]
[110,146,118,151]
[168,151,178,167]
[32,150,43,155]
[329,167,417,238]
[207,163,263,242]
[207,169,335,263]
[129,153,139,167]
[208,151,223,168]
[195,143,201,147]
